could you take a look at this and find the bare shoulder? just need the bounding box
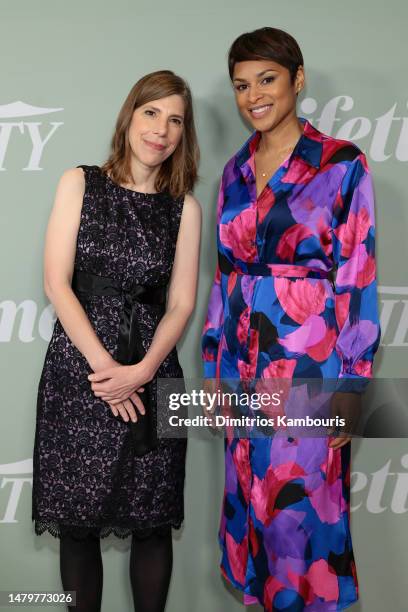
[56,167,86,197]
[176,192,201,247]
[182,192,202,219]
[50,167,86,220]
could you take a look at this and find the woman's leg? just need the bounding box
[59,533,103,612]
[129,529,173,612]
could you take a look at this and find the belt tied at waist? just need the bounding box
[218,253,332,280]
[71,268,168,457]
[72,268,167,365]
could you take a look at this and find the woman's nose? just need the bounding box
[247,85,263,104]
[154,119,168,135]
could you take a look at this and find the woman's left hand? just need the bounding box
[328,391,362,449]
[328,434,352,449]
[88,363,151,404]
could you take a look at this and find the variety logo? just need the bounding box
[0,101,63,170]
[0,455,407,523]
[300,96,407,161]
[1,287,407,345]
[0,459,32,523]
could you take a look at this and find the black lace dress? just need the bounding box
[32,165,187,539]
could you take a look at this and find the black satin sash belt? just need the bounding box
[218,252,332,280]
[71,268,167,366]
[71,268,167,457]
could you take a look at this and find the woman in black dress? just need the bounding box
[32,70,201,612]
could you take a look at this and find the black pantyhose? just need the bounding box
[59,528,173,612]
[129,530,173,612]
[60,533,103,612]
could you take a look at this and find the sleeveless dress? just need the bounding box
[32,165,187,539]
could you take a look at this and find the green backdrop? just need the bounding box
[1,0,407,610]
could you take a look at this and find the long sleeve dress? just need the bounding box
[201,118,381,611]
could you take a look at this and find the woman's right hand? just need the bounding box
[90,352,145,423]
[107,397,142,424]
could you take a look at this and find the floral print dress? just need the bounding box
[201,118,381,611]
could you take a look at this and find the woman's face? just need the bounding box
[232,59,304,132]
[128,94,185,168]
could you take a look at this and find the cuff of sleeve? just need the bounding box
[203,361,217,379]
[335,374,370,394]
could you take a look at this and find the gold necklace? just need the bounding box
[257,146,296,178]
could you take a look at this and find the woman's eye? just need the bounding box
[262,76,275,85]
[170,118,183,125]
[144,109,155,116]
[235,84,247,92]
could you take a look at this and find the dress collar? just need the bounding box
[235,117,323,170]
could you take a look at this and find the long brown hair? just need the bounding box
[101,70,199,198]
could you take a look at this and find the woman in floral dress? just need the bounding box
[201,28,380,611]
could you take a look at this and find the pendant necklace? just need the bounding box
[258,145,296,180]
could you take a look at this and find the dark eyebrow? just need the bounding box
[145,105,184,120]
[233,69,278,83]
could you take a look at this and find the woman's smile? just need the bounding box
[143,138,167,151]
[249,103,274,119]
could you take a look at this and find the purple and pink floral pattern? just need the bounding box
[201,118,381,610]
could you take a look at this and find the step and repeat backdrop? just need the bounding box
[1,0,407,610]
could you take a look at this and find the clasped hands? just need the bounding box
[88,355,152,423]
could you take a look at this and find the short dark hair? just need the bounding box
[228,27,304,83]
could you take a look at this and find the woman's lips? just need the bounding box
[144,139,166,151]
[249,104,273,119]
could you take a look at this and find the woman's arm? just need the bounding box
[201,175,225,379]
[43,167,112,371]
[88,192,202,401]
[331,151,381,392]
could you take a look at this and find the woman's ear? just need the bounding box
[295,65,305,94]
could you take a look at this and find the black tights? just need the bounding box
[59,533,103,612]
[129,530,173,612]
[59,530,173,612]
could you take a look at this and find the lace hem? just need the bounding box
[33,518,182,540]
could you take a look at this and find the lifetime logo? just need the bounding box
[0,101,63,171]
[299,96,408,161]
[1,287,407,345]
[0,455,408,523]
